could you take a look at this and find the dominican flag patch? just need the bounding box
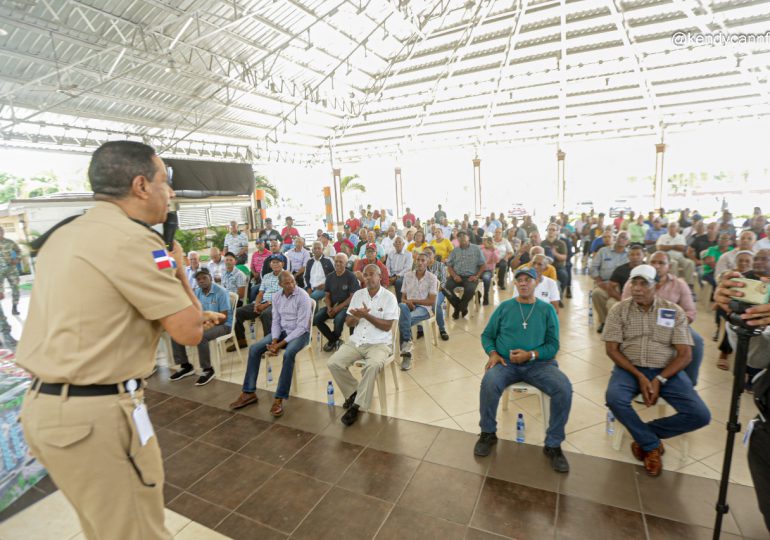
[152,249,177,270]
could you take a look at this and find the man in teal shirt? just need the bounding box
[474,267,573,472]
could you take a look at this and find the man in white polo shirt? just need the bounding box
[656,222,696,290]
[512,253,561,313]
[327,264,399,426]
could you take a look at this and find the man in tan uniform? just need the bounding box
[16,141,223,540]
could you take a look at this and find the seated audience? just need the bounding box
[656,222,696,291]
[542,223,569,293]
[305,241,334,302]
[604,264,710,477]
[407,230,428,254]
[221,251,247,305]
[492,228,513,290]
[223,221,249,265]
[259,217,283,244]
[590,231,629,333]
[261,240,288,276]
[398,252,438,370]
[425,246,450,341]
[319,232,337,258]
[185,250,201,289]
[208,247,225,283]
[280,216,299,252]
[429,227,454,262]
[512,254,561,313]
[315,253,360,351]
[474,267,572,473]
[169,268,231,386]
[386,237,413,303]
[445,231,486,319]
[228,257,283,351]
[229,271,312,417]
[480,236,500,306]
[286,236,310,289]
[354,244,390,287]
[328,264,400,426]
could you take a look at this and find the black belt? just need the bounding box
[33,378,143,397]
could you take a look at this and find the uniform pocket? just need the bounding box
[37,425,92,448]
[117,399,163,488]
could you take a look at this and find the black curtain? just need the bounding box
[164,158,254,197]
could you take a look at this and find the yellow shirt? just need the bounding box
[16,202,192,384]
[516,262,557,281]
[407,241,428,254]
[430,238,454,262]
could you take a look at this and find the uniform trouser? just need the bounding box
[748,421,770,533]
[0,303,10,335]
[605,366,711,452]
[21,388,171,540]
[234,303,272,341]
[668,256,696,287]
[172,325,230,371]
[314,307,347,344]
[445,276,479,312]
[327,342,391,410]
[479,359,573,447]
[0,267,19,305]
[591,288,617,324]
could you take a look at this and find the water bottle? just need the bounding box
[588,291,594,326]
[249,322,256,340]
[326,381,335,406]
[606,409,616,435]
[267,362,273,383]
[516,413,525,443]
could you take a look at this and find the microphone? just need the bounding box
[163,203,179,251]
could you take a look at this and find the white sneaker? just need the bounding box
[401,341,413,356]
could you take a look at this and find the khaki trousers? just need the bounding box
[21,387,171,540]
[327,342,391,410]
[668,255,696,287]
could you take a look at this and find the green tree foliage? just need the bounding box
[340,174,366,194]
[255,174,279,206]
[174,229,207,253]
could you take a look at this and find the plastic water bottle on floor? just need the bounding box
[267,362,273,383]
[516,413,525,443]
[606,409,616,435]
[249,322,256,340]
[326,381,335,406]
[588,291,594,326]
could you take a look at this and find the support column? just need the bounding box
[254,189,266,233]
[394,167,404,220]
[653,143,666,210]
[472,157,482,218]
[323,187,334,232]
[332,168,343,228]
[556,149,566,214]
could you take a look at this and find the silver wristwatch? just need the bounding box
[655,374,668,385]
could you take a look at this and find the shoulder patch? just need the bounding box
[152,249,177,270]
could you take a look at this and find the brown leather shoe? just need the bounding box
[643,446,664,477]
[229,392,258,410]
[270,398,284,417]
[631,441,665,462]
[226,340,248,353]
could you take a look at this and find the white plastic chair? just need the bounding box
[502,382,550,438]
[263,299,317,393]
[611,399,689,461]
[354,327,400,414]
[407,296,439,359]
[212,292,243,378]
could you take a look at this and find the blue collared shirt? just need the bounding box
[196,283,232,327]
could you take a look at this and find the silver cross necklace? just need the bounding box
[517,299,536,330]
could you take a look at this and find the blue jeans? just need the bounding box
[314,306,347,344]
[605,366,711,452]
[436,291,446,332]
[479,358,573,447]
[242,331,310,399]
[393,276,404,303]
[481,270,493,301]
[687,327,704,386]
[308,288,326,303]
[398,303,431,344]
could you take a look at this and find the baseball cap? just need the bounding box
[629,264,656,284]
[194,268,211,278]
[255,238,265,244]
[514,267,537,280]
[365,243,377,252]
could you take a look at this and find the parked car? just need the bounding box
[609,200,632,217]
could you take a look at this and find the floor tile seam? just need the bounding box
[282,479,337,537]
[168,489,236,531]
[184,449,284,500]
[160,436,196,461]
[467,473,489,532]
[632,471,652,540]
[165,413,234,442]
[401,354,477,423]
[224,508,292,537]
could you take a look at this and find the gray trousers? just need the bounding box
[327,342,391,410]
[172,325,230,371]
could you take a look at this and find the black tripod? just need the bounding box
[713,301,761,539]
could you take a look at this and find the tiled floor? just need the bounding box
[2,383,765,539]
[197,271,757,486]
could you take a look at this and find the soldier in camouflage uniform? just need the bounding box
[0,288,15,349]
[0,227,21,315]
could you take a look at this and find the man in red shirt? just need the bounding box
[402,207,416,227]
[353,244,389,287]
[334,232,355,253]
[280,216,299,252]
[346,210,361,233]
[613,210,625,231]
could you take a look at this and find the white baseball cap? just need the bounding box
[629,264,656,284]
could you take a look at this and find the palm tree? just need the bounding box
[340,174,366,194]
[255,173,279,207]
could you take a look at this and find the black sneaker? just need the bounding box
[596,323,605,334]
[323,341,336,352]
[341,404,360,426]
[334,339,344,351]
[452,311,460,320]
[11,305,19,315]
[439,330,449,341]
[461,308,468,318]
[543,446,570,473]
[416,327,424,340]
[474,432,498,457]
[195,369,215,386]
[342,391,358,409]
[170,364,195,381]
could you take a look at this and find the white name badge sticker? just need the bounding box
[657,308,677,328]
[132,404,155,446]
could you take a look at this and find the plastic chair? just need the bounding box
[354,327,400,414]
[212,292,244,378]
[263,299,317,393]
[611,399,689,461]
[407,297,439,359]
[502,382,550,438]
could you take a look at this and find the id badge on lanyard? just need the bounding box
[126,379,155,446]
